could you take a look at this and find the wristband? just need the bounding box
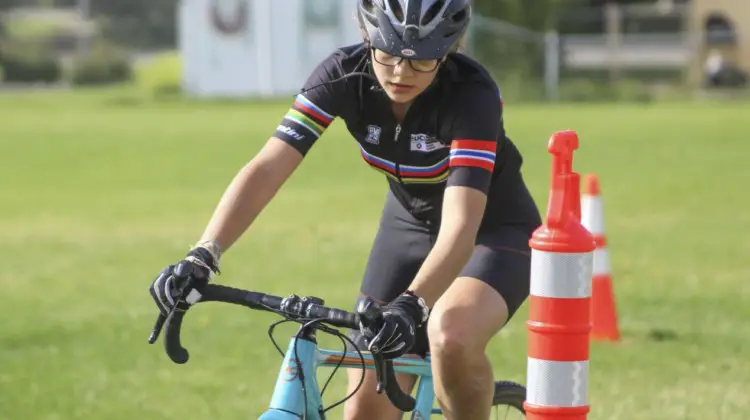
[193,240,222,263]
[398,290,430,326]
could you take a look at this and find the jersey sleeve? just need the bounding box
[446,84,504,194]
[273,52,346,156]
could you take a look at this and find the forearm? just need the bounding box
[406,185,487,308]
[407,231,475,308]
[198,139,300,256]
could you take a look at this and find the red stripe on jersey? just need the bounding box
[449,157,494,172]
[450,139,497,152]
[293,102,332,127]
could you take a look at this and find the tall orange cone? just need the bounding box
[581,174,621,341]
[525,131,595,420]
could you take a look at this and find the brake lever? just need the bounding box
[373,352,388,394]
[147,275,199,345]
[354,297,417,411]
[148,312,167,344]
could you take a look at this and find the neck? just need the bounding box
[391,101,412,123]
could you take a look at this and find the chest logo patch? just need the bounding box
[366,125,381,145]
[410,133,448,153]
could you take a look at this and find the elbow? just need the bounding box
[436,222,477,256]
[242,154,274,177]
[236,139,302,193]
[456,231,478,257]
[233,159,268,189]
[245,137,303,179]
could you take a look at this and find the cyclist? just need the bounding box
[149,0,542,419]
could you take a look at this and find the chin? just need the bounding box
[385,89,418,103]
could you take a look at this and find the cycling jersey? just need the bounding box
[274,43,539,230]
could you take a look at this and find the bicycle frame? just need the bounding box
[258,336,438,419]
[155,286,525,418]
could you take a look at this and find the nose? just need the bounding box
[392,59,414,77]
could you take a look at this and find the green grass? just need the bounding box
[1,88,749,419]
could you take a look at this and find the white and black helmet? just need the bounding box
[358,0,472,60]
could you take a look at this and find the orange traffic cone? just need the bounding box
[581,174,621,341]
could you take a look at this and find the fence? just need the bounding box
[467,18,704,103]
[1,2,747,100]
[465,15,560,102]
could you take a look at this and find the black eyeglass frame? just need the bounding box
[370,48,445,73]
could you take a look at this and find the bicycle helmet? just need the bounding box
[358,0,472,60]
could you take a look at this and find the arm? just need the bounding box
[196,138,303,255]
[406,86,504,308]
[192,51,346,262]
[407,186,487,307]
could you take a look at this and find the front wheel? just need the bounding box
[431,381,526,419]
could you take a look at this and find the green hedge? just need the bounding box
[70,42,133,86]
[0,40,63,83]
[134,51,182,96]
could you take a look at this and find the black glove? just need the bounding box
[360,292,429,360]
[148,247,219,317]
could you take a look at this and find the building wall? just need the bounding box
[688,0,750,85]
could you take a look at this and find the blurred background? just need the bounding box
[1,1,749,420]
[0,0,748,100]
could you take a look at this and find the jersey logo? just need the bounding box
[277,124,305,141]
[366,125,381,145]
[410,134,447,153]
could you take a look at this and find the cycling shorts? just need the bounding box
[347,190,536,357]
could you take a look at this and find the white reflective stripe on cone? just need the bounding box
[581,195,605,236]
[530,250,593,299]
[592,248,611,276]
[526,358,589,407]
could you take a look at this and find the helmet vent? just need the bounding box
[362,0,376,13]
[422,0,445,25]
[386,0,405,22]
[448,7,467,24]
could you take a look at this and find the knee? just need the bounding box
[426,307,482,360]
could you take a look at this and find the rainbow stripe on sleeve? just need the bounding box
[282,94,335,139]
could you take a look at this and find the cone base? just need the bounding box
[524,403,590,420]
[591,275,620,341]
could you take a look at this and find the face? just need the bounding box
[371,49,442,104]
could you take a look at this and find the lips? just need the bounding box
[388,82,415,92]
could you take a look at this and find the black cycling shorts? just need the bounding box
[347,191,536,357]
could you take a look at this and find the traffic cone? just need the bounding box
[581,174,621,341]
[525,130,594,420]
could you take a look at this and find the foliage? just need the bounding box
[0,39,62,83]
[69,40,132,86]
[91,0,177,49]
[468,0,588,97]
[134,51,182,97]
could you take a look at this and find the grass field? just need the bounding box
[2,88,749,420]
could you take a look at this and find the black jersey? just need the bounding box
[274,43,540,230]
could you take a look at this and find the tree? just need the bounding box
[471,0,571,32]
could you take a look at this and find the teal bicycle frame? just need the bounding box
[259,337,438,419]
[151,285,453,419]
